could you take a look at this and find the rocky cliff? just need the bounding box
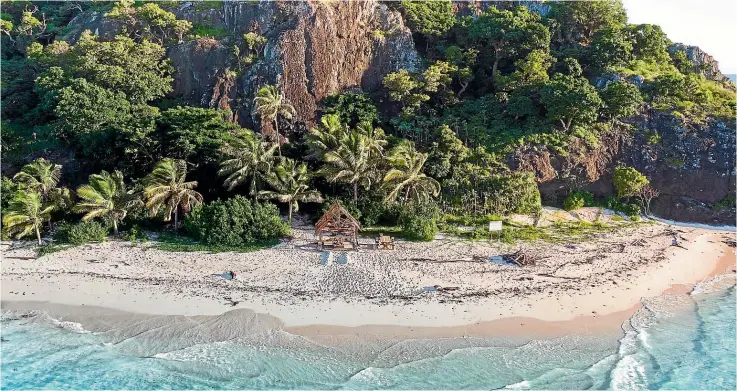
[62,0,734,225]
[669,43,733,84]
[510,113,736,225]
[67,0,418,130]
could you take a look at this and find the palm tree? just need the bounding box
[306,113,348,160]
[259,158,323,223]
[2,191,54,245]
[253,84,296,157]
[218,130,277,195]
[13,158,70,229]
[319,131,376,204]
[143,159,203,232]
[74,170,141,235]
[355,121,387,159]
[12,158,61,201]
[382,140,441,204]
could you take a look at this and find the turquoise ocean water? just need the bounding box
[1,285,734,390]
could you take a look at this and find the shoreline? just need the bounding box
[2,221,735,340]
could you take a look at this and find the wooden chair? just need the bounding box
[379,235,394,250]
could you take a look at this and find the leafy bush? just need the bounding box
[564,193,585,211]
[604,196,641,218]
[399,202,439,241]
[184,196,288,247]
[123,225,142,241]
[613,166,648,198]
[478,172,542,215]
[564,190,595,211]
[54,221,109,245]
[357,196,401,226]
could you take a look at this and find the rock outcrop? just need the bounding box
[169,0,419,130]
[509,113,736,225]
[669,43,733,84]
[65,0,419,130]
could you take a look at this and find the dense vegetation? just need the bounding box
[1,1,734,248]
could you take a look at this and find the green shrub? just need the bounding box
[123,225,142,241]
[356,196,401,226]
[613,166,649,197]
[399,203,439,241]
[184,196,288,247]
[564,193,585,211]
[37,243,72,257]
[564,190,595,211]
[54,221,109,245]
[604,196,641,218]
[478,172,542,215]
[190,24,229,39]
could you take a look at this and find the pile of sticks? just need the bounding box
[504,250,535,266]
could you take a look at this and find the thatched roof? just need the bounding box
[315,201,361,236]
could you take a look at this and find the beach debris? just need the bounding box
[488,255,519,267]
[503,250,535,266]
[212,271,236,280]
[223,296,240,306]
[671,237,687,249]
[631,238,647,246]
[423,285,460,293]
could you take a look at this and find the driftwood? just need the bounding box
[504,250,535,266]
[631,238,647,246]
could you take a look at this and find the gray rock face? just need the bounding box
[624,111,736,224]
[65,0,419,130]
[594,73,644,89]
[509,113,736,225]
[171,0,419,129]
[669,43,732,84]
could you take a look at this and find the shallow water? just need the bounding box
[1,286,734,390]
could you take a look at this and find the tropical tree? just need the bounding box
[468,6,550,89]
[382,141,441,204]
[143,158,203,232]
[253,84,296,156]
[613,166,649,198]
[218,130,277,195]
[306,113,348,160]
[13,158,61,201]
[74,170,141,235]
[355,121,387,159]
[600,81,643,120]
[13,158,71,229]
[2,191,54,245]
[319,131,377,204]
[540,74,603,132]
[259,159,323,223]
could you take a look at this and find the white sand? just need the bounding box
[2,217,734,332]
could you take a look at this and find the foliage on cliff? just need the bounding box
[1,0,734,242]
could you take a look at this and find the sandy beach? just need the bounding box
[2,214,735,339]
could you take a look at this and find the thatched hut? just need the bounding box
[315,202,361,249]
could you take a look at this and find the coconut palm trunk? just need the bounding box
[174,207,179,233]
[353,182,359,204]
[112,219,119,235]
[35,225,42,245]
[274,118,282,157]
